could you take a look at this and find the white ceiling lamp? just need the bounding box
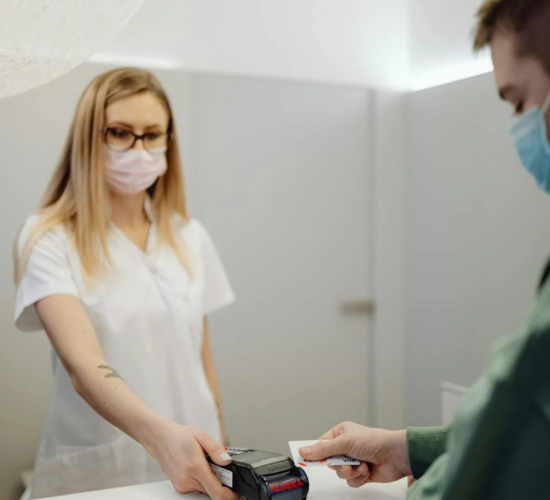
[0,0,144,99]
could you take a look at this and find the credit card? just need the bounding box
[288,440,360,467]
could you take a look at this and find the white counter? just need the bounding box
[45,468,408,500]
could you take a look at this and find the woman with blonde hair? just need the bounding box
[14,68,238,500]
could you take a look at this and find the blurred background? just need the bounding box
[2,1,550,499]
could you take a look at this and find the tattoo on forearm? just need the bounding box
[97,365,124,381]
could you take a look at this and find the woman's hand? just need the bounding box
[299,421,411,487]
[148,421,240,500]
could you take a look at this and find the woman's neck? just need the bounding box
[110,192,149,228]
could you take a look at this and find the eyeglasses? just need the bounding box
[103,127,172,153]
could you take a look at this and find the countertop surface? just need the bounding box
[45,468,408,500]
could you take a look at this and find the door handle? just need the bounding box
[339,299,376,315]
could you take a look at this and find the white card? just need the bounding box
[289,440,360,467]
[210,464,233,488]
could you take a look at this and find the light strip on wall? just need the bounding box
[410,57,494,92]
[87,53,494,92]
[87,53,180,71]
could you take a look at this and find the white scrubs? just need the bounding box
[15,204,235,499]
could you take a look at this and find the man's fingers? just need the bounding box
[329,465,352,480]
[319,422,348,440]
[319,427,338,440]
[347,473,370,489]
[357,463,370,475]
[196,433,232,466]
[339,465,354,479]
[335,464,369,480]
[300,435,348,461]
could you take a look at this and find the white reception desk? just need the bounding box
[44,468,408,500]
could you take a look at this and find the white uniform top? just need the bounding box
[15,203,235,499]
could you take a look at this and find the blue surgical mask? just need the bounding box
[510,91,550,192]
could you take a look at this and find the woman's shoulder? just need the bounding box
[172,215,209,242]
[17,212,70,252]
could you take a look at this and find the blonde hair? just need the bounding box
[473,0,550,74]
[15,67,190,283]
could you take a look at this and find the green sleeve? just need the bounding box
[407,425,452,479]
[403,282,550,499]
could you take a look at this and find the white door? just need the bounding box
[182,74,372,454]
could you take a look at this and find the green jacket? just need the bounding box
[405,268,550,499]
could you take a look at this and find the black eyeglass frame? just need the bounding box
[102,127,173,153]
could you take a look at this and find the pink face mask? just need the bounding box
[105,146,168,195]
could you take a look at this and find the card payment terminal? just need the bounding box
[208,448,309,500]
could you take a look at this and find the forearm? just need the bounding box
[407,425,452,479]
[36,295,168,457]
[69,352,168,454]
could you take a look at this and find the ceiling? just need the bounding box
[89,0,493,91]
[409,0,493,90]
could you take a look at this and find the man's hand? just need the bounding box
[299,421,411,488]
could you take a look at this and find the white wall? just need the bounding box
[91,0,410,89]
[404,73,550,425]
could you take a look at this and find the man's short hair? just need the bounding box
[474,0,550,74]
